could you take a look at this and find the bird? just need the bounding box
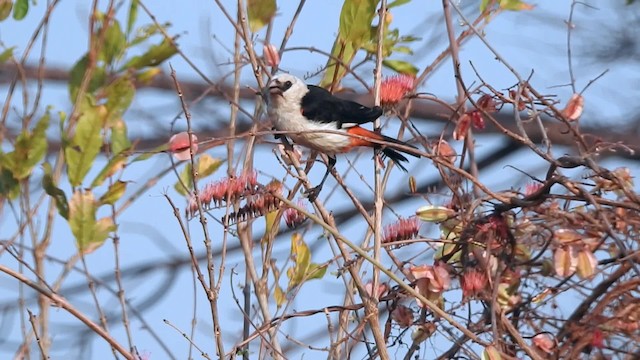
[266,73,419,201]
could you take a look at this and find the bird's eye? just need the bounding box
[283,81,293,90]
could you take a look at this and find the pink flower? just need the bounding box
[409,263,451,308]
[284,199,307,229]
[391,305,413,328]
[263,44,280,69]
[383,216,419,245]
[461,269,487,298]
[364,281,389,299]
[524,182,543,196]
[185,171,259,217]
[380,75,414,107]
[532,333,555,354]
[169,132,198,161]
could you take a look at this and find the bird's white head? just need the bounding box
[267,74,308,109]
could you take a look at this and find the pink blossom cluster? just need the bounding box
[223,180,283,225]
[284,200,307,229]
[379,75,414,107]
[383,216,420,245]
[186,171,258,218]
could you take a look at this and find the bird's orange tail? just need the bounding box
[345,126,418,171]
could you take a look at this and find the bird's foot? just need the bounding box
[304,185,322,202]
[273,127,283,140]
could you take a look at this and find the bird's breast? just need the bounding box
[270,108,351,155]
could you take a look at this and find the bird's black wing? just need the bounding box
[301,85,382,128]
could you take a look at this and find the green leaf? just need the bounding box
[247,0,276,32]
[126,0,139,36]
[101,20,126,64]
[0,0,12,21]
[498,0,534,10]
[128,22,170,47]
[173,154,224,196]
[65,99,105,187]
[69,190,97,252]
[121,37,178,70]
[68,189,116,253]
[339,0,379,43]
[197,154,224,178]
[388,0,410,8]
[104,76,135,123]
[5,111,50,180]
[0,166,19,199]
[321,0,379,87]
[13,0,27,20]
[68,54,107,101]
[91,153,127,187]
[131,143,164,162]
[286,234,325,288]
[481,345,502,360]
[42,163,69,219]
[90,217,116,253]
[287,233,311,289]
[99,180,127,205]
[306,262,327,281]
[382,59,418,76]
[270,260,286,308]
[110,118,131,156]
[174,163,192,196]
[0,46,15,63]
[480,0,491,12]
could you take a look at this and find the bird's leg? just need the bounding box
[305,156,336,202]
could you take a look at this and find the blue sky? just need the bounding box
[1,1,638,359]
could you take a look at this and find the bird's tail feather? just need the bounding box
[378,134,419,172]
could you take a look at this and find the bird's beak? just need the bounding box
[268,82,283,96]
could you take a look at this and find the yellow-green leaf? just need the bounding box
[481,345,502,360]
[86,217,116,253]
[382,59,418,76]
[13,0,27,20]
[101,20,126,64]
[247,0,276,32]
[287,233,311,289]
[110,118,131,156]
[306,263,327,281]
[91,153,127,188]
[286,234,326,287]
[173,155,224,196]
[0,0,12,21]
[263,209,279,243]
[499,0,534,11]
[0,46,15,62]
[4,111,49,180]
[274,283,286,308]
[121,37,178,70]
[136,67,161,84]
[0,166,19,199]
[388,0,410,8]
[69,190,116,253]
[126,0,138,36]
[68,55,107,101]
[42,163,69,219]
[321,0,379,87]
[99,180,127,205]
[104,76,135,124]
[65,99,106,187]
[69,190,97,251]
[480,0,491,12]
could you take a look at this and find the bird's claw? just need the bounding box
[272,127,283,140]
[304,186,322,202]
